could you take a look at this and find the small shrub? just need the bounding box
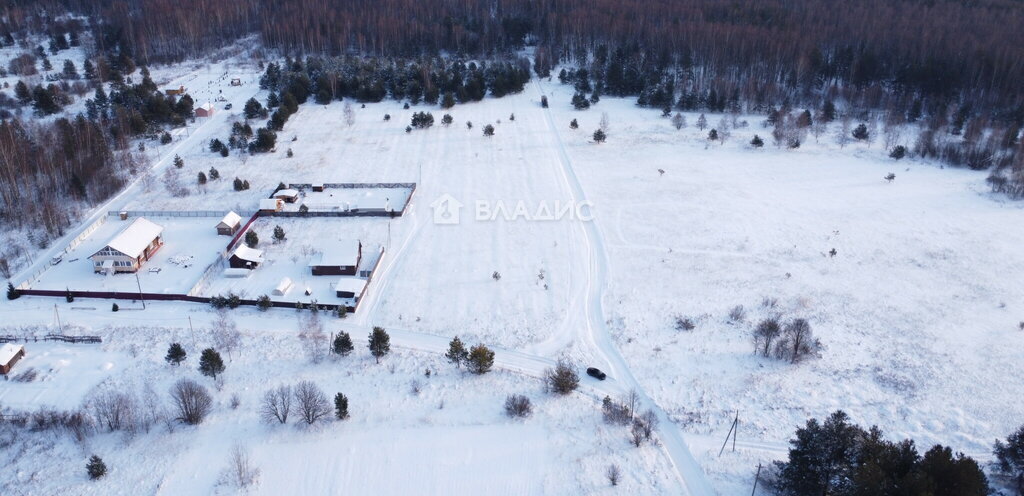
[86,455,107,480]
[492,271,501,281]
[674,316,695,331]
[728,305,746,323]
[504,394,532,418]
[751,134,764,147]
[483,124,495,136]
[606,464,621,486]
[545,358,579,395]
[890,145,907,159]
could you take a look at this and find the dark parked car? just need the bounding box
[586,367,607,380]
[224,103,233,110]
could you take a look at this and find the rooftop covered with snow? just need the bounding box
[97,217,164,258]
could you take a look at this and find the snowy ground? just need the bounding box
[2,59,1023,495]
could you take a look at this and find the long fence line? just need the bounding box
[0,334,101,344]
[107,210,254,218]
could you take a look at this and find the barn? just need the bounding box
[216,211,242,236]
[90,218,164,274]
[229,245,264,269]
[0,343,25,375]
[334,277,367,301]
[195,102,215,117]
[309,240,362,276]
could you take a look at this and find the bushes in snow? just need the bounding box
[993,424,1024,494]
[87,455,107,480]
[752,317,821,363]
[222,444,260,488]
[169,378,213,425]
[293,380,331,425]
[504,394,532,418]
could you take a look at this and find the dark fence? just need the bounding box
[268,182,418,218]
[0,334,101,343]
[18,289,358,313]
[263,210,402,218]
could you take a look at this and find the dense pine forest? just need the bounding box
[0,0,1023,272]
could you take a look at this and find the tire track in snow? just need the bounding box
[529,79,717,496]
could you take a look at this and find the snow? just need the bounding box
[102,217,164,259]
[0,343,122,410]
[309,239,360,268]
[1,55,1022,495]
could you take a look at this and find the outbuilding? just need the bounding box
[90,217,164,274]
[165,85,187,96]
[216,211,242,236]
[334,277,367,301]
[229,245,264,269]
[1,343,25,375]
[274,189,300,203]
[273,277,293,296]
[309,240,362,276]
[311,183,325,192]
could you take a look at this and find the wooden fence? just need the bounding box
[0,334,101,344]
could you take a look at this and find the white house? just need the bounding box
[90,218,164,274]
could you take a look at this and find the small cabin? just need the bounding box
[196,102,215,117]
[229,245,264,269]
[274,189,300,203]
[230,78,242,86]
[259,198,283,213]
[0,344,25,375]
[334,277,368,301]
[216,211,242,236]
[311,183,325,192]
[309,240,362,276]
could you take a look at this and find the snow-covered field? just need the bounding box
[2,57,1023,495]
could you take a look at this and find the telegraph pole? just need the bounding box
[135,272,145,309]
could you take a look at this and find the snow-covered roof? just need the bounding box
[273,277,293,294]
[259,198,282,210]
[0,343,24,364]
[309,240,360,267]
[231,245,264,263]
[102,218,164,258]
[223,268,251,278]
[199,102,214,111]
[334,277,367,295]
[275,189,299,198]
[356,193,390,211]
[218,211,241,228]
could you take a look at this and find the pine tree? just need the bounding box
[6,282,20,300]
[62,59,78,79]
[161,132,172,144]
[483,124,495,136]
[272,225,286,242]
[173,155,184,168]
[197,172,207,184]
[86,455,107,480]
[571,92,591,110]
[570,119,578,129]
[245,230,258,248]
[243,97,263,119]
[467,344,495,374]
[14,81,30,104]
[441,92,455,109]
[852,123,870,141]
[797,109,813,128]
[65,288,74,302]
[441,114,453,126]
[209,167,220,180]
[821,100,837,122]
[334,393,349,419]
[593,129,607,143]
[368,326,390,363]
[165,343,187,366]
[708,129,719,141]
[751,135,764,148]
[111,303,119,312]
[83,59,95,80]
[333,332,354,356]
[445,336,469,368]
[199,348,225,378]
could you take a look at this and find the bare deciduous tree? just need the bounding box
[293,380,331,425]
[169,378,213,425]
[88,389,137,432]
[213,313,241,361]
[222,444,260,488]
[606,464,621,486]
[260,385,292,424]
[504,394,533,418]
[753,318,782,358]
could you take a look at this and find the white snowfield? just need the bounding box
[1,56,1023,495]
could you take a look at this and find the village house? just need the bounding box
[195,102,215,117]
[216,211,242,236]
[229,245,264,269]
[90,218,164,274]
[0,343,25,375]
[309,240,362,276]
[165,85,187,96]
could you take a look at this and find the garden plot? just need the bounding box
[31,216,225,295]
[204,217,388,306]
[279,185,413,214]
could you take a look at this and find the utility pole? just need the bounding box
[751,463,762,496]
[54,304,63,333]
[188,315,196,350]
[135,272,145,309]
[719,410,739,456]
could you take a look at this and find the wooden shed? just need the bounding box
[274,189,300,203]
[216,211,242,236]
[334,277,368,301]
[165,85,187,96]
[1,344,25,375]
[229,245,264,269]
[309,240,362,276]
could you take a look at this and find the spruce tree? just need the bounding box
[14,81,30,104]
[708,129,719,141]
[483,124,495,136]
[86,455,107,480]
[6,282,20,300]
[199,348,225,379]
[197,172,207,184]
[751,135,764,148]
[445,336,469,368]
[467,344,495,375]
[243,97,263,119]
[368,326,390,363]
[273,225,286,242]
[593,129,607,143]
[334,392,349,419]
[173,155,184,168]
[852,123,870,141]
[333,332,354,356]
[165,343,187,366]
[570,119,578,129]
[245,230,259,248]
